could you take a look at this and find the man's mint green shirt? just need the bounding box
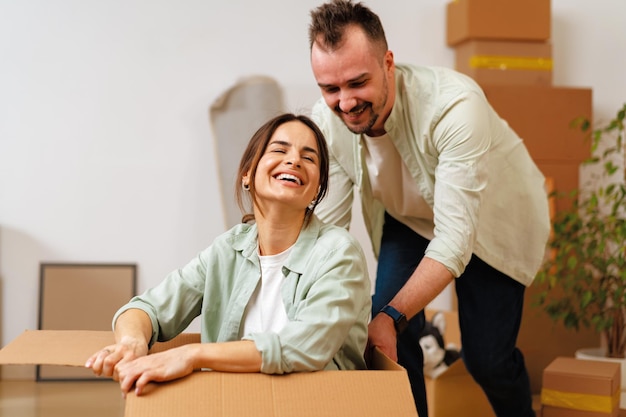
[312,64,551,286]
[114,215,371,373]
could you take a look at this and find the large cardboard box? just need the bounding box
[455,40,553,86]
[446,0,551,46]
[0,330,418,417]
[482,85,592,162]
[481,85,592,213]
[424,309,496,417]
[541,357,620,417]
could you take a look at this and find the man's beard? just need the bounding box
[336,104,379,135]
[336,77,388,136]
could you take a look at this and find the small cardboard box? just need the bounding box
[541,357,621,417]
[0,330,418,417]
[446,0,551,46]
[424,310,495,417]
[454,40,553,86]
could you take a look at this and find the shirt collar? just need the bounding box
[226,215,324,276]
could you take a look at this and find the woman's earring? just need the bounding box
[242,181,250,191]
[308,199,317,210]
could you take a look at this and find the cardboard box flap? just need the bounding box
[369,346,404,371]
[0,330,115,366]
[0,330,203,366]
[125,369,418,417]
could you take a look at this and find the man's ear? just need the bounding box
[384,50,395,74]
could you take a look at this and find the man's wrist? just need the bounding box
[379,305,409,334]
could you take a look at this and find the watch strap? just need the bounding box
[379,304,409,334]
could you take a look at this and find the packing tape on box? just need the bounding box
[541,388,620,413]
[469,55,553,71]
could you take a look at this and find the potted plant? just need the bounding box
[534,103,626,359]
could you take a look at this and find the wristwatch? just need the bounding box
[379,305,409,334]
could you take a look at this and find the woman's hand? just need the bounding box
[85,335,149,379]
[114,344,198,396]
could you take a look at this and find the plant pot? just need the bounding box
[575,347,626,408]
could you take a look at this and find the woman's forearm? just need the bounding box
[191,340,262,372]
[113,308,153,349]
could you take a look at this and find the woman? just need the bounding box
[85,113,371,396]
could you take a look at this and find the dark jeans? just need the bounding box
[372,212,535,417]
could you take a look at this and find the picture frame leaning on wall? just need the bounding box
[37,263,136,381]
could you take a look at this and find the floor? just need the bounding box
[0,380,124,417]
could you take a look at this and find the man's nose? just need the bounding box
[338,92,358,114]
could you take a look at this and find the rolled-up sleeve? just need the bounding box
[112,253,207,347]
[426,91,491,277]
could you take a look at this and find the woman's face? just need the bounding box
[250,120,321,214]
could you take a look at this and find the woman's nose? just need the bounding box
[285,151,302,168]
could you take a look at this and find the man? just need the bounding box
[307,1,550,416]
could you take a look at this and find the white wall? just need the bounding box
[1,0,624,378]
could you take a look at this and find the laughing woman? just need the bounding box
[85,113,371,396]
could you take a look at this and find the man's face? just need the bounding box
[310,26,394,137]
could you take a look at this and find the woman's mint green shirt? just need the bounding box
[313,64,551,286]
[113,215,371,373]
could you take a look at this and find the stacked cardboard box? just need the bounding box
[445,0,601,408]
[447,0,552,86]
[542,357,621,417]
[481,84,592,214]
[446,0,592,213]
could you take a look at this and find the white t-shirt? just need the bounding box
[241,246,292,337]
[363,133,435,240]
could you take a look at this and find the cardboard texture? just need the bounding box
[0,330,418,417]
[125,369,413,417]
[481,85,592,213]
[541,357,621,417]
[446,0,551,46]
[455,40,553,86]
[424,310,496,417]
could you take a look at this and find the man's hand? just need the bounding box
[367,312,398,362]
